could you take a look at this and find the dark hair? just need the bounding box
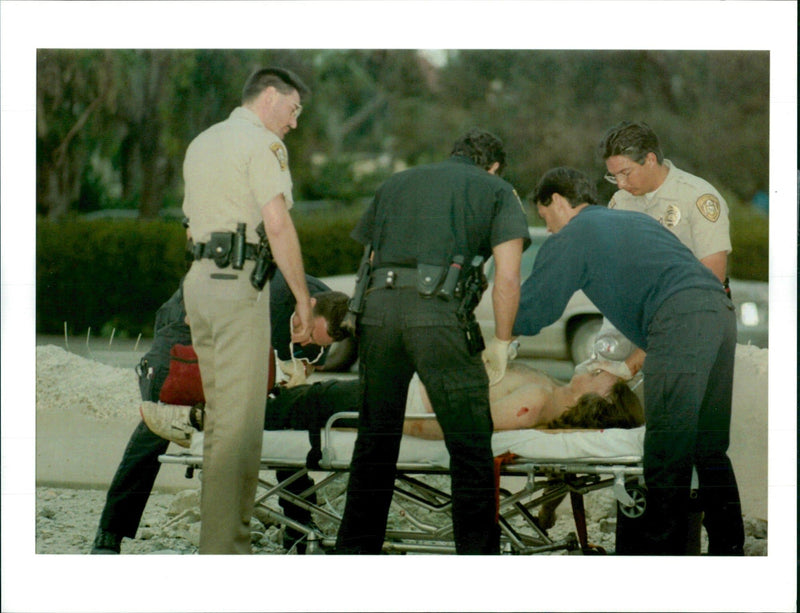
[242,67,310,104]
[598,121,663,164]
[312,291,350,342]
[533,167,599,208]
[450,128,507,174]
[546,381,644,430]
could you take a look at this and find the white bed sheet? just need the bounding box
[189,426,645,468]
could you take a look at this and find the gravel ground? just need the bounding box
[36,481,768,556]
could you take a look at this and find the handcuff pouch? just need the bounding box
[416,264,446,297]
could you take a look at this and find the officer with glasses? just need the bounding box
[598,121,732,289]
[589,121,734,404]
[182,66,314,554]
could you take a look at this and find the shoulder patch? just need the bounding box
[660,204,682,228]
[270,142,288,171]
[696,194,720,222]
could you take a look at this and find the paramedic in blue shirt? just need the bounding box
[509,166,744,555]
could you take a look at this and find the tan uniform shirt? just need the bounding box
[608,159,731,260]
[182,106,293,244]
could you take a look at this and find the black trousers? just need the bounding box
[98,421,170,538]
[98,379,361,540]
[270,380,361,551]
[618,288,744,555]
[335,288,499,555]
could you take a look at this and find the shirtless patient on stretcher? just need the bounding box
[144,360,643,445]
[402,361,643,440]
[401,361,644,530]
[144,360,643,533]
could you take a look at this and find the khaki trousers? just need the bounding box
[184,260,270,554]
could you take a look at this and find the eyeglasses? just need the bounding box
[604,156,646,185]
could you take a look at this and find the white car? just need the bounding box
[321,227,768,370]
[478,227,601,363]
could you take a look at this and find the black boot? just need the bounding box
[91,528,122,554]
[277,471,318,554]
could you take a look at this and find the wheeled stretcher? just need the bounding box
[159,412,646,555]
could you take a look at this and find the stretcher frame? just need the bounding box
[159,412,646,555]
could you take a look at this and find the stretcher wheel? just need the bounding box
[619,484,646,519]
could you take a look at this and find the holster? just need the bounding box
[250,221,277,290]
[456,256,488,355]
[341,244,373,335]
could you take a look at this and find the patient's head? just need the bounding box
[569,369,619,399]
[547,378,644,430]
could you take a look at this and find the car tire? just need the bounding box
[317,337,358,372]
[568,316,603,364]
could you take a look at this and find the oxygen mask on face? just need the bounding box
[593,334,634,361]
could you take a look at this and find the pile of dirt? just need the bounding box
[36,345,140,421]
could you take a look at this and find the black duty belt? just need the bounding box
[194,242,259,261]
[369,267,418,290]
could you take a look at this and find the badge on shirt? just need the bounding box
[660,204,682,228]
[696,194,721,222]
[270,142,288,171]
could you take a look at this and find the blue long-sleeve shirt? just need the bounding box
[512,206,724,350]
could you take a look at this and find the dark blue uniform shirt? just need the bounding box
[513,206,724,350]
[353,155,530,266]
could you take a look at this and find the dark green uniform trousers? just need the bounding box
[336,287,499,554]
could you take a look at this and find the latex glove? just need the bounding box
[482,337,511,386]
[278,359,309,388]
[579,358,633,380]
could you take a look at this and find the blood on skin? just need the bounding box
[516,406,529,417]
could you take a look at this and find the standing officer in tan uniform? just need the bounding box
[588,121,734,378]
[182,67,313,554]
[599,121,732,284]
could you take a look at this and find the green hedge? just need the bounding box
[726,196,769,282]
[293,206,365,278]
[36,211,365,337]
[37,219,189,337]
[35,197,768,337]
